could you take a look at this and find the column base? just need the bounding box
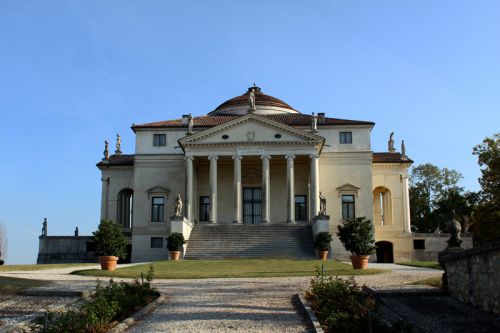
[209,221,217,224]
[262,220,270,224]
[233,220,242,224]
[286,220,296,224]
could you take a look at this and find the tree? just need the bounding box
[471,133,500,244]
[409,163,464,232]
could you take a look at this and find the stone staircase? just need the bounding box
[184,223,315,259]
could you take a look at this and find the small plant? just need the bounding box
[92,219,128,258]
[166,232,186,251]
[314,232,333,251]
[337,217,376,255]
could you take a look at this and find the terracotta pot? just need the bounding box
[99,256,119,271]
[170,251,181,261]
[350,255,370,269]
[318,250,328,260]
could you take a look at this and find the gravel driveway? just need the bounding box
[0,263,442,333]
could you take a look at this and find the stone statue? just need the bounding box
[447,210,462,248]
[401,140,407,159]
[187,113,194,135]
[174,194,183,217]
[311,113,318,133]
[388,132,395,153]
[41,218,47,236]
[74,227,79,237]
[115,134,122,154]
[248,88,256,111]
[319,192,327,215]
[103,140,109,160]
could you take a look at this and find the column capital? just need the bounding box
[309,154,320,160]
[184,156,194,161]
[260,154,272,160]
[208,155,219,161]
[285,154,296,160]
[232,155,243,160]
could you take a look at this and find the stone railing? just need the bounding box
[440,239,500,314]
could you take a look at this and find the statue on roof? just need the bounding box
[311,112,318,133]
[388,132,395,153]
[248,88,256,112]
[187,113,194,135]
[103,140,109,160]
[115,134,122,155]
[401,140,407,160]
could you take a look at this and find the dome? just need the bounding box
[209,86,300,115]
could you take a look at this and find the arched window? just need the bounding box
[117,189,133,229]
[373,187,392,226]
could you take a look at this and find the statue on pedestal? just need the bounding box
[311,113,318,133]
[187,113,194,135]
[388,132,395,153]
[401,140,407,160]
[248,88,256,112]
[447,210,462,248]
[41,218,48,236]
[115,134,122,155]
[103,140,109,160]
[319,192,327,215]
[174,194,183,217]
[74,227,79,237]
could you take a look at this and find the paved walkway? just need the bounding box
[0,263,442,332]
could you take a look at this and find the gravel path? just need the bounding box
[0,263,442,333]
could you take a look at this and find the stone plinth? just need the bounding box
[170,216,193,259]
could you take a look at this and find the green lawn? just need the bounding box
[73,259,389,279]
[397,261,442,270]
[0,263,98,272]
[0,276,49,294]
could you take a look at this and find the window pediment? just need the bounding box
[146,185,170,195]
[336,183,360,197]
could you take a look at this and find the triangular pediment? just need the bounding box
[179,114,324,147]
[146,185,170,194]
[336,183,360,192]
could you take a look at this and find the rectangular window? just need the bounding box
[295,195,307,220]
[150,237,163,248]
[151,197,165,222]
[199,196,210,221]
[339,131,352,144]
[413,239,425,250]
[153,134,166,146]
[341,195,355,219]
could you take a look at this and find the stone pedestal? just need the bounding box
[170,216,193,259]
[438,247,464,292]
[311,215,330,236]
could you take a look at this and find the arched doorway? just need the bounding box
[375,241,394,263]
[373,187,392,226]
[117,188,133,228]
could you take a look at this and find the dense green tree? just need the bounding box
[471,133,500,244]
[409,163,464,232]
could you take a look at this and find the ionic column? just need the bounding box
[233,155,243,223]
[401,175,411,233]
[185,156,194,221]
[286,155,295,223]
[310,154,320,218]
[261,155,271,223]
[209,155,218,223]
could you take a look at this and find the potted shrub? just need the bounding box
[314,232,332,260]
[92,219,128,271]
[167,232,186,261]
[337,217,375,269]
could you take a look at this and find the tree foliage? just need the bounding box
[337,217,375,255]
[409,163,470,232]
[471,133,500,244]
[92,219,128,258]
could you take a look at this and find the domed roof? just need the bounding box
[210,86,299,115]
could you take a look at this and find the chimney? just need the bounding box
[181,114,189,125]
[318,113,326,124]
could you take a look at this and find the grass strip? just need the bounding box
[73,259,389,279]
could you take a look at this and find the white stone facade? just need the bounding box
[97,87,424,262]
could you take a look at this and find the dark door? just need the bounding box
[243,187,262,224]
[375,241,394,263]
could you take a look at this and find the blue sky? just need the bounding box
[1,1,498,264]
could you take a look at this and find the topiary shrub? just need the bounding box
[166,232,186,251]
[337,217,376,255]
[314,232,333,251]
[92,219,128,258]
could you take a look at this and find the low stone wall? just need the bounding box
[413,233,472,261]
[441,239,500,314]
[37,236,98,264]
